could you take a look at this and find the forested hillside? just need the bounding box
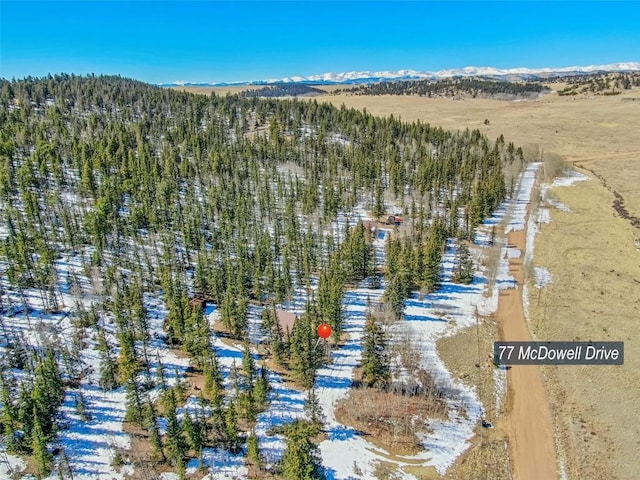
[554,72,640,95]
[333,77,546,98]
[241,84,325,98]
[0,74,525,478]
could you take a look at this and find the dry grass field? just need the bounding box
[171,83,640,479]
[530,173,640,480]
[324,89,640,160]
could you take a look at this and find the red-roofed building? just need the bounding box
[387,215,403,226]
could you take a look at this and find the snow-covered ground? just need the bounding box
[533,266,553,288]
[493,366,508,415]
[0,162,562,479]
[316,165,545,478]
[506,162,542,234]
[316,230,491,478]
[54,376,132,479]
[0,446,26,478]
[552,170,589,188]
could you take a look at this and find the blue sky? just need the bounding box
[1,1,639,83]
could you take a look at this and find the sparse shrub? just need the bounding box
[543,152,567,180]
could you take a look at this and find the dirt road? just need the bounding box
[497,210,558,479]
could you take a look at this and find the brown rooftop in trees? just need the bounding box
[189,297,207,310]
[275,309,297,334]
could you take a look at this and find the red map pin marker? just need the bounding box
[317,323,332,339]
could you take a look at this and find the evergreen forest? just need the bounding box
[333,77,546,98]
[0,74,526,478]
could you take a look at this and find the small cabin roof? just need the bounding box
[275,309,297,333]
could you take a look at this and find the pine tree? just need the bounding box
[203,354,223,403]
[252,366,270,411]
[422,237,443,293]
[6,336,29,369]
[246,430,262,471]
[209,389,226,443]
[16,382,35,452]
[144,400,165,463]
[317,256,345,338]
[117,327,139,384]
[269,317,286,367]
[237,389,256,423]
[156,356,167,391]
[385,273,399,316]
[164,389,187,467]
[31,407,53,478]
[289,309,321,388]
[342,221,374,282]
[124,379,144,426]
[453,242,475,284]
[224,399,242,453]
[57,447,74,480]
[74,391,91,421]
[361,314,390,389]
[242,341,255,381]
[303,388,325,428]
[183,305,211,368]
[0,370,17,451]
[30,349,64,440]
[183,413,204,460]
[280,420,324,480]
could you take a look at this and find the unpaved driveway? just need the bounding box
[497,195,558,480]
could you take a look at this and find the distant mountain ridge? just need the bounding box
[160,62,640,87]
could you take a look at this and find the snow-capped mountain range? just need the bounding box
[161,62,640,87]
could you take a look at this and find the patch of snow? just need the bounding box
[0,448,27,478]
[493,367,507,414]
[538,207,551,224]
[559,457,569,480]
[53,384,131,480]
[506,247,522,259]
[546,197,572,212]
[505,163,542,233]
[523,284,531,322]
[533,266,553,288]
[196,449,248,480]
[552,170,589,187]
[525,202,539,268]
[497,245,517,291]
